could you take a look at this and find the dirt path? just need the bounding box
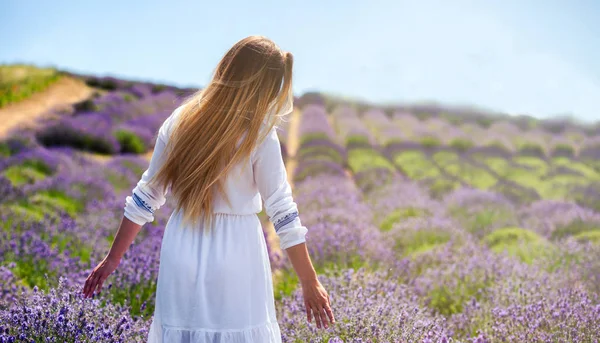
[142,150,153,161]
[80,151,115,164]
[0,77,93,139]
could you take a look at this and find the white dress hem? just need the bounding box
[148,320,282,343]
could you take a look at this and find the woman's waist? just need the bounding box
[210,194,262,214]
[170,208,260,218]
[166,209,262,231]
[211,211,260,217]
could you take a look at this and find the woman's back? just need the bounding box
[158,105,291,218]
[123,103,306,343]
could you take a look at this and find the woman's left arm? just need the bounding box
[82,217,142,298]
[83,112,176,298]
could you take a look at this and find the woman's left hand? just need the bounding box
[82,255,120,298]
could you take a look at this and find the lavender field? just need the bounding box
[1,71,600,342]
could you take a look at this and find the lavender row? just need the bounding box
[386,110,600,159]
[330,105,376,147]
[359,174,600,340]
[0,146,172,341]
[373,118,599,205]
[33,89,183,155]
[329,105,399,193]
[0,143,172,309]
[293,174,393,269]
[294,104,346,182]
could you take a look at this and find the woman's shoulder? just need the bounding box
[252,124,282,160]
[257,123,281,146]
[158,105,186,142]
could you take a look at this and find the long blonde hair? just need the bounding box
[150,35,294,227]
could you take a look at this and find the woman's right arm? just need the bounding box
[286,243,334,328]
[253,128,335,329]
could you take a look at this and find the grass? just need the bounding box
[483,227,555,264]
[2,159,54,186]
[393,228,452,258]
[299,132,330,146]
[426,178,461,198]
[474,156,583,199]
[420,136,442,149]
[345,134,370,146]
[15,217,94,264]
[1,194,93,292]
[552,157,600,180]
[379,207,428,232]
[551,219,599,240]
[573,230,600,244]
[29,189,84,217]
[108,278,157,318]
[513,156,549,174]
[114,129,147,154]
[50,235,92,264]
[504,174,577,200]
[432,151,459,165]
[475,156,513,176]
[428,278,490,316]
[517,142,546,157]
[583,159,600,174]
[393,151,441,180]
[273,267,299,300]
[302,154,343,165]
[0,142,10,157]
[347,148,395,174]
[449,138,474,152]
[0,65,61,108]
[536,174,588,200]
[121,160,146,176]
[2,202,55,223]
[443,162,498,190]
[9,256,54,290]
[551,143,575,157]
[298,145,345,165]
[105,170,135,192]
[1,189,84,225]
[294,164,334,182]
[449,207,514,238]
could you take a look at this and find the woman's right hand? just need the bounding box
[301,279,335,329]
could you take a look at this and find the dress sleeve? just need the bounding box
[253,128,308,250]
[123,115,173,225]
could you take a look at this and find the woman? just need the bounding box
[82,35,334,342]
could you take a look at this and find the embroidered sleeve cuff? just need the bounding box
[123,193,155,225]
[273,211,298,232]
[132,192,155,214]
[275,215,307,250]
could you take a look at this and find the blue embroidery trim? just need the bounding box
[274,211,298,232]
[132,192,154,214]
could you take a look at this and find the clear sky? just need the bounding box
[2,0,599,121]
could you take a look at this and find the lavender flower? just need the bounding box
[0,278,149,342]
[278,269,452,342]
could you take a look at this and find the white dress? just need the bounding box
[123,106,308,343]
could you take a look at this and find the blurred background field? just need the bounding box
[0,64,599,342]
[1,1,600,342]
